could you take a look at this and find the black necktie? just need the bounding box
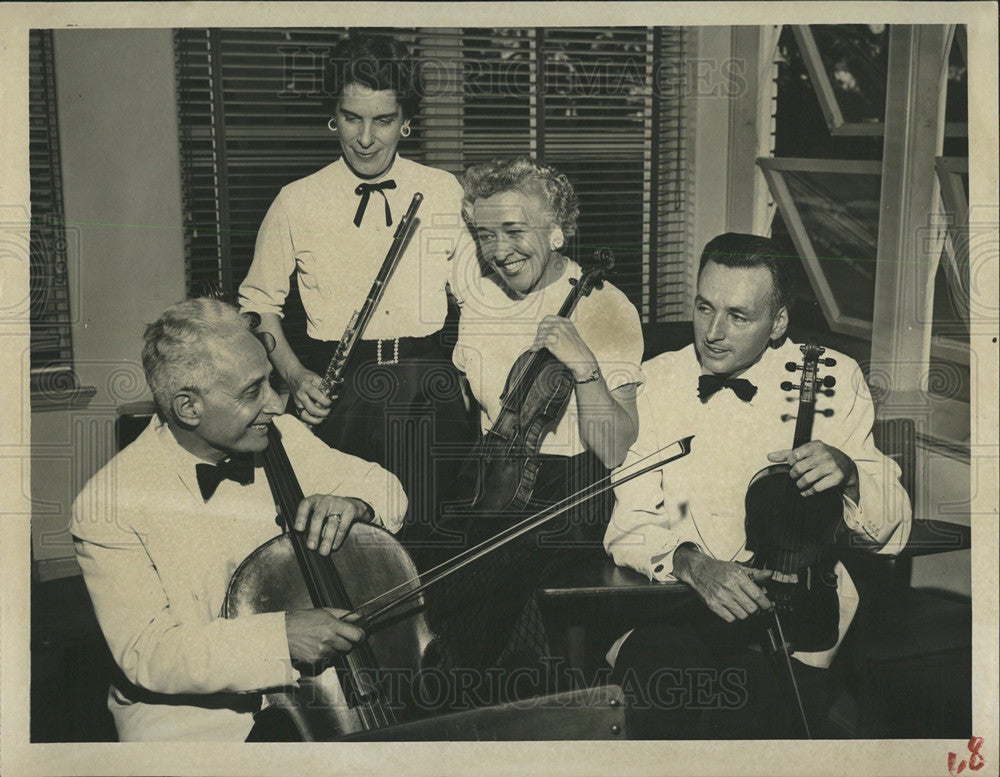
[353,180,397,227]
[698,373,758,403]
[196,454,255,501]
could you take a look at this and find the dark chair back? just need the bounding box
[641,321,693,362]
[871,417,916,502]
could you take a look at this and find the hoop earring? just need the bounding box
[400,122,411,138]
[327,118,337,133]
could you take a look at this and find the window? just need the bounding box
[173,26,690,358]
[762,24,970,442]
[28,29,90,408]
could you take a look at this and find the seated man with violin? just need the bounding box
[71,298,407,741]
[604,232,912,738]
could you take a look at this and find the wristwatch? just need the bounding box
[574,365,602,385]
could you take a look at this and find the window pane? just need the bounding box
[775,26,883,160]
[810,24,889,125]
[781,168,880,322]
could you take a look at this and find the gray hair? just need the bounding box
[141,298,253,422]
[461,156,580,242]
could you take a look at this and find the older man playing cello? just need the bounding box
[71,299,406,741]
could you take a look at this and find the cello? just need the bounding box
[223,422,439,739]
[223,414,693,740]
[743,341,842,737]
[464,249,615,516]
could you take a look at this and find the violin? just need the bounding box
[743,341,843,737]
[466,249,615,516]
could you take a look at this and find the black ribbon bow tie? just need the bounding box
[697,373,758,403]
[353,180,397,227]
[195,454,255,501]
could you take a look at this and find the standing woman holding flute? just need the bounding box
[239,33,477,545]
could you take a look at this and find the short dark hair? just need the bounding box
[697,232,795,313]
[328,33,421,118]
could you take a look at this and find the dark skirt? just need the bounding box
[299,330,478,547]
[420,450,614,704]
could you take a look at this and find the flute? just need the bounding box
[314,192,424,413]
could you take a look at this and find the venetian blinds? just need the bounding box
[174,27,689,335]
[29,29,77,393]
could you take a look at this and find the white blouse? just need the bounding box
[453,258,644,457]
[239,155,473,341]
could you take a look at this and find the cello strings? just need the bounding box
[266,425,397,729]
[354,436,693,628]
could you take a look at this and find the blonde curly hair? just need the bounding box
[461,156,580,243]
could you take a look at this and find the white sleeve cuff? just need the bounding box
[649,540,702,582]
[842,493,883,542]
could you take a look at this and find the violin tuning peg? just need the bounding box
[819,408,835,417]
[568,277,578,287]
[823,375,836,388]
[785,362,799,372]
[780,381,795,391]
[823,357,837,367]
[780,413,795,422]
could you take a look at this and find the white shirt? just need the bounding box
[71,413,406,741]
[239,155,473,341]
[605,341,912,668]
[452,259,644,456]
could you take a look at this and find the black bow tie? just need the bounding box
[698,373,758,403]
[354,180,397,227]
[195,454,255,501]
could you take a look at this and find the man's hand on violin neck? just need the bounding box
[767,440,860,502]
[295,495,373,554]
[285,607,366,663]
[672,545,773,623]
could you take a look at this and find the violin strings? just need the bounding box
[355,437,693,628]
[496,269,600,427]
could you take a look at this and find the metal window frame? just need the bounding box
[759,154,971,368]
[791,24,967,139]
[757,156,879,340]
